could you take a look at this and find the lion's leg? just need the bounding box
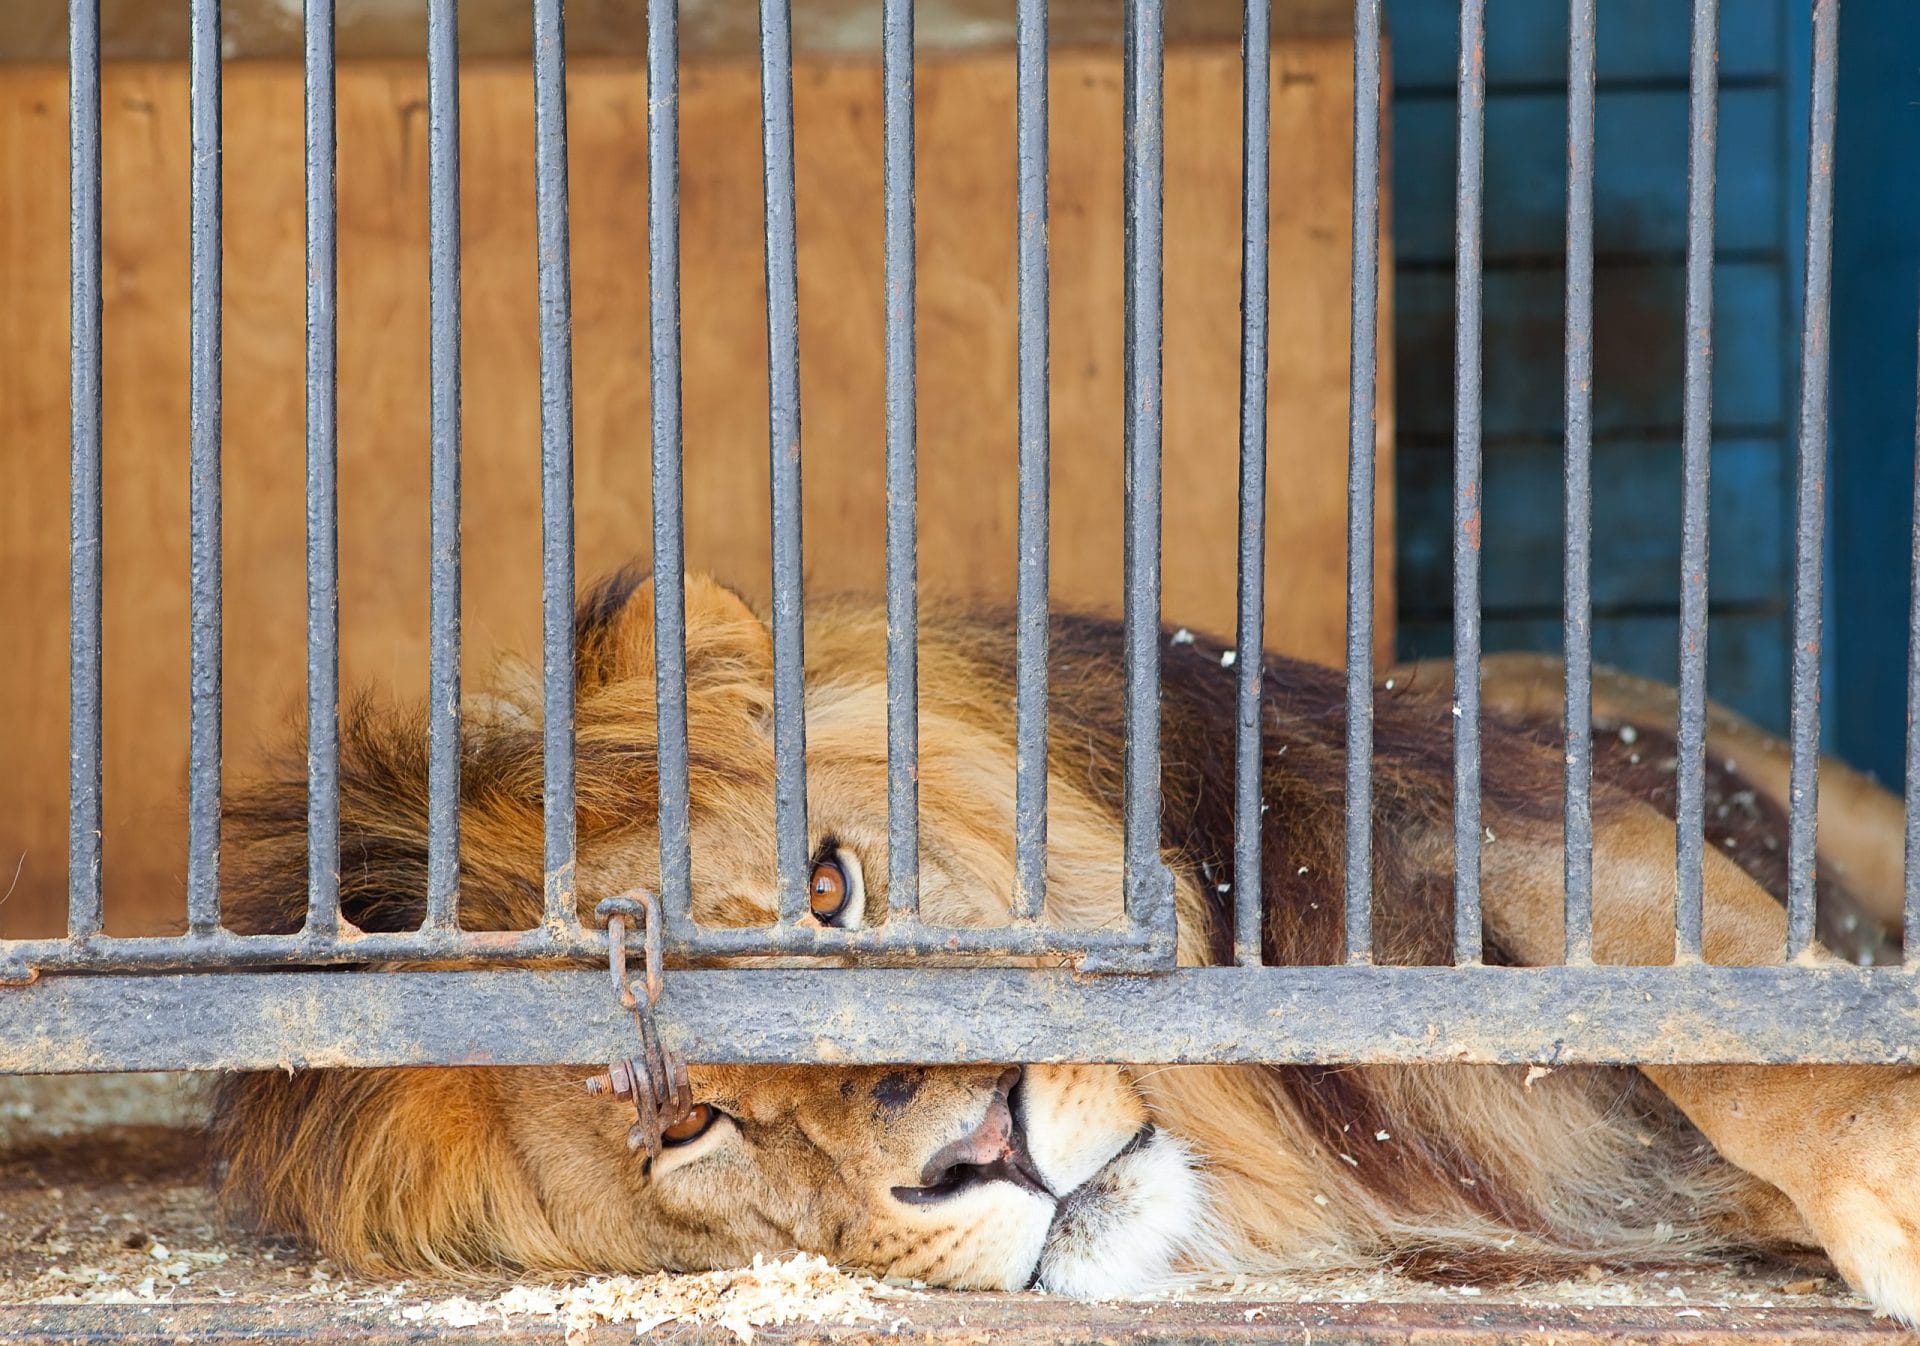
[1484,805,1920,1321]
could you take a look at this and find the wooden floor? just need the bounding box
[0,1296,1909,1345]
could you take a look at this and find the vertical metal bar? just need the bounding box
[1906,294,1920,961]
[424,0,462,933]
[1011,0,1050,924]
[1006,0,1052,925]
[1787,0,1838,961]
[1343,0,1383,965]
[67,0,104,942]
[303,0,341,937]
[1561,0,1597,964]
[1231,0,1270,967]
[1451,0,1486,966]
[533,0,578,930]
[882,0,919,917]
[759,0,810,922]
[1674,0,1719,962]
[1122,0,1174,939]
[648,0,693,932]
[186,0,224,938]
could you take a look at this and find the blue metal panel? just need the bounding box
[1397,261,1786,442]
[1827,3,1920,784]
[1390,0,1780,89]
[1399,437,1788,613]
[1395,88,1782,263]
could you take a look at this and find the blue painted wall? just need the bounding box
[1828,3,1920,784]
[1388,0,1919,780]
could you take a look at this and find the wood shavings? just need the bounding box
[472,1254,915,1342]
[402,1297,489,1328]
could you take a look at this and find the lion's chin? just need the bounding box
[1031,1127,1208,1298]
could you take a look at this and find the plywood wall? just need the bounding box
[0,41,1391,937]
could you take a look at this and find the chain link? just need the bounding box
[582,893,693,1161]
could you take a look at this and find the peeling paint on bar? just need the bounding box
[0,915,1171,979]
[532,0,579,930]
[1341,0,1382,966]
[1560,0,1596,965]
[1673,0,1719,963]
[66,0,104,943]
[5,966,1920,1074]
[1450,0,1486,966]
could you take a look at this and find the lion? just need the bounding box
[211,571,1920,1318]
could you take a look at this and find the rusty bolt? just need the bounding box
[583,1060,637,1099]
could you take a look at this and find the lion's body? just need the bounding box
[213,574,1920,1310]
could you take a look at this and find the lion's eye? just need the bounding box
[660,1103,720,1147]
[804,844,866,928]
[810,857,851,923]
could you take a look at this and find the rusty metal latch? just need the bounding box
[582,893,694,1161]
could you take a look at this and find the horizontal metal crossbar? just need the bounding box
[6,965,1917,1075]
[0,917,1173,981]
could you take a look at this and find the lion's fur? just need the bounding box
[210,571,1881,1288]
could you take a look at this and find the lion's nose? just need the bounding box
[893,1068,1053,1205]
[918,1068,1022,1180]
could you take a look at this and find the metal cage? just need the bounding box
[6,0,1919,1075]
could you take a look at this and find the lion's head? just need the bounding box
[380,1062,1204,1293]
[216,572,1217,1292]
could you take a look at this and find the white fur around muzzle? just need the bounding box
[1032,1129,1210,1297]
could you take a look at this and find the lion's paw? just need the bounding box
[1807,1179,1920,1325]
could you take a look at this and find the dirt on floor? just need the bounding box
[0,1072,1887,1340]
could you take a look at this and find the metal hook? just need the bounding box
[599,892,665,1007]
